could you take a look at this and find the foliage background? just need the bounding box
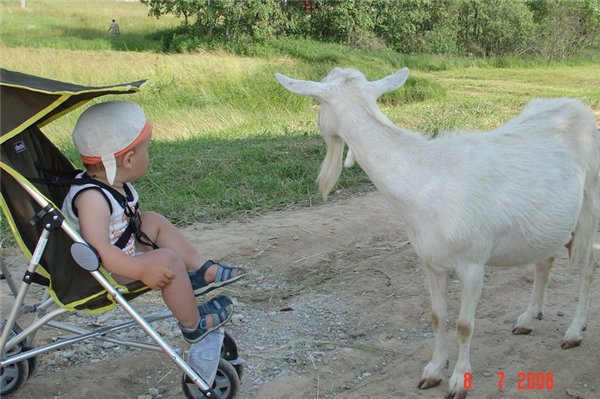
[142,0,600,60]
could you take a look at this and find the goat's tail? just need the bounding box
[317,135,345,201]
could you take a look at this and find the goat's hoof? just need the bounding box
[418,378,441,389]
[445,390,468,399]
[512,326,532,335]
[445,391,467,399]
[561,339,582,349]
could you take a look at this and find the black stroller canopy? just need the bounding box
[0,68,146,142]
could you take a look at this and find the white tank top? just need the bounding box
[61,172,139,256]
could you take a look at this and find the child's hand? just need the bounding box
[140,264,175,290]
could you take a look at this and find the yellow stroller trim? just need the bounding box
[1,68,237,399]
[1,160,148,314]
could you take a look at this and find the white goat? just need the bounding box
[276,67,600,399]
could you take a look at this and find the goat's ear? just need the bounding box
[372,67,410,98]
[275,73,326,99]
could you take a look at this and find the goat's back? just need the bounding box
[509,98,599,168]
[407,98,599,267]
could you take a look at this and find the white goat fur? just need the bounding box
[276,67,600,399]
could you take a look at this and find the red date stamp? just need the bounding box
[464,372,554,390]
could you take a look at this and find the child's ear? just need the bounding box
[120,150,135,169]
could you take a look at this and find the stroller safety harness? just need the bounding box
[0,68,243,399]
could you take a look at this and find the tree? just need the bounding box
[373,0,460,54]
[141,0,286,42]
[532,0,600,60]
[141,0,199,26]
[310,0,375,44]
[139,0,600,58]
[457,0,536,57]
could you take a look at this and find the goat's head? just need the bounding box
[276,67,410,200]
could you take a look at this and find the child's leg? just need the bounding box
[138,211,206,272]
[138,211,244,279]
[129,249,233,343]
[133,248,201,328]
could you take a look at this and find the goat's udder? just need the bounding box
[565,231,574,257]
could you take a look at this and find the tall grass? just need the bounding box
[0,0,179,51]
[1,1,599,230]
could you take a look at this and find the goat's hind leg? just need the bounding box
[513,258,554,335]
[562,190,599,349]
[562,252,597,349]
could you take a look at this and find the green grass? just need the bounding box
[136,134,372,223]
[0,0,180,51]
[393,65,600,134]
[1,0,599,236]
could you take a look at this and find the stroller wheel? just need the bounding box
[221,331,239,361]
[220,331,244,378]
[1,324,34,395]
[0,358,29,397]
[182,358,240,399]
[23,347,38,380]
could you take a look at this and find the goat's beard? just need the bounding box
[317,134,345,201]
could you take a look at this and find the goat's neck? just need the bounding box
[334,101,449,236]
[340,102,432,184]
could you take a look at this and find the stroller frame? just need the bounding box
[0,68,242,399]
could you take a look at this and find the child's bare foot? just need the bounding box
[188,260,246,296]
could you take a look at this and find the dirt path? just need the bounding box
[6,191,600,399]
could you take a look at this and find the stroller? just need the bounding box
[0,68,244,399]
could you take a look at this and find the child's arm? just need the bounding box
[74,189,174,290]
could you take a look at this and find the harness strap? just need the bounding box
[76,174,159,250]
[30,165,159,250]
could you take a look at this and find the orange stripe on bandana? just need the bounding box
[80,121,152,165]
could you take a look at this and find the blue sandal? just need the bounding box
[180,295,234,343]
[189,260,247,296]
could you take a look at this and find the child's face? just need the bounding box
[128,131,152,180]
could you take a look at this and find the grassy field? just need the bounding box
[0,0,180,51]
[2,1,600,232]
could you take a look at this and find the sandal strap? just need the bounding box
[199,316,208,330]
[198,295,232,322]
[214,263,245,283]
[199,260,215,274]
[198,297,232,328]
[189,260,215,289]
[181,295,233,343]
[191,261,246,296]
[214,264,231,283]
[209,297,229,323]
[199,313,222,330]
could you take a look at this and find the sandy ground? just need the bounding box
[3,191,600,399]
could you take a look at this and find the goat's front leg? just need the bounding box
[419,264,449,390]
[447,263,484,399]
[513,258,554,335]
